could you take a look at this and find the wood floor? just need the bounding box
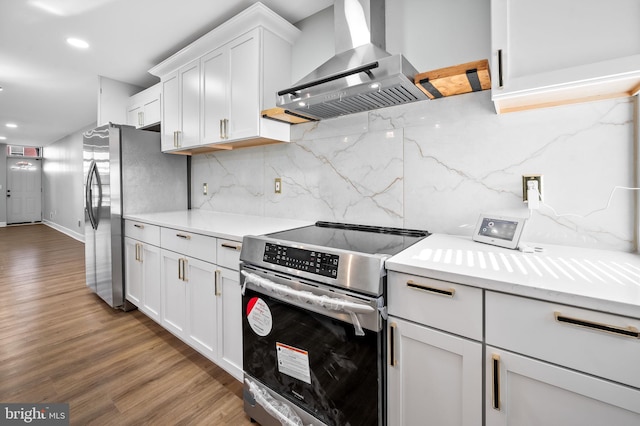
[0,224,254,425]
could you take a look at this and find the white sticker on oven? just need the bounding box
[246,297,273,336]
[276,342,311,384]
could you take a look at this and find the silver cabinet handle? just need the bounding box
[214,269,221,296]
[133,224,144,229]
[223,118,229,139]
[492,354,501,411]
[221,243,242,251]
[219,119,224,139]
[134,243,140,262]
[389,322,397,367]
[173,130,181,147]
[178,258,188,281]
[138,111,144,127]
[176,233,191,240]
[554,312,640,339]
[406,279,455,297]
[138,243,144,262]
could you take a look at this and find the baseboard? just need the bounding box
[0,222,6,227]
[43,220,84,243]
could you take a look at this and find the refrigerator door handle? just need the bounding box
[85,160,102,230]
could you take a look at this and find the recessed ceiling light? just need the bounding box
[66,37,89,49]
[0,86,3,91]
[6,123,17,128]
[0,136,6,140]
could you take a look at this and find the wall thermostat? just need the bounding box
[472,214,526,250]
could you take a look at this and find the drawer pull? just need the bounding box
[497,49,504,89]
[133,224,145,229]
[492,354,501,411]
[221,242,242,251]
[176,233,191,240]
[406,280,455,297]
[389,322,397,367]
[554,312,640,339]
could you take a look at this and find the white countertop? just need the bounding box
[124,210,313,241]
[386,234,640,319]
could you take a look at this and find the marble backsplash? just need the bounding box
[191,91,637,252]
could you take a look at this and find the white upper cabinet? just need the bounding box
[149,3,300,154]
[491,0,640,113]
[126,83,161,129]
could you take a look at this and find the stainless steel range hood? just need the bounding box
[277,0,427,120]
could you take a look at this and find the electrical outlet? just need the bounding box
[522,175,543,202]
[203,183,208,195]
[274,178,282,194]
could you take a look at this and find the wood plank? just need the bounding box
[0,224,254,425]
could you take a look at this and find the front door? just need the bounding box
[6,157,42,224]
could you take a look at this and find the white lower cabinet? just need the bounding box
[216,266,242,380]
[485,291,640,426]
[160,249,188,337]
[486,347,640,426]
[387,317,482,426]
[124,221,162,323]
[387,272,483,426]
[161,249,217,362]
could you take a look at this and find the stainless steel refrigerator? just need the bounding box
[83,123,187,309]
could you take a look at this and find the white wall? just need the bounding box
[190,0,638,252]
[42,123,92,241]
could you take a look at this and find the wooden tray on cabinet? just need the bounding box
[415,59,491,99]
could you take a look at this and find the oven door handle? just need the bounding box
[241,270,373,335]
[245,378,306,426]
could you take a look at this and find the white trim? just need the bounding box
[43,220,84,243]
[0,222,6,227]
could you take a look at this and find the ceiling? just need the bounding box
[0,0,333,147]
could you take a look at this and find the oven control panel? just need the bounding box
[263,243,339,278]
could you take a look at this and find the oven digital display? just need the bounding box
[263,243,339,278]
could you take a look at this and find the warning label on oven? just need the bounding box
[276,342,311,385]
[246,297,273,337]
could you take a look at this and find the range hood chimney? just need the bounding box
[277,0,428,120]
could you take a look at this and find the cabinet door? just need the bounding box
[126,106,142,129]
[227,29,260,140]
[161,249,187,337]
[387,317,482,426]
[142,96,161,127]
[491,0,640,112]
[201,47,229,144]
[179,60,201,148]
[124,237,142,306]
[216,266,242,380]
[140,243,161,323]
[161,72,179,151]
[186,257,217,361]
[486,347,640,426]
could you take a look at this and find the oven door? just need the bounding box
[240,264,384,426]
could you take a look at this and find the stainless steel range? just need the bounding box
[239,221,429,426]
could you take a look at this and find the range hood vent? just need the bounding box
[277,0,427,120]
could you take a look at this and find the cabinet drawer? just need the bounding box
[160,227,216,264]
[486,291,640,388]
[217,239,242,271]
[388,272,483,341]
[124,221,160,246]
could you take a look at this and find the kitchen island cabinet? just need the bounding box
[386,233,640,424]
